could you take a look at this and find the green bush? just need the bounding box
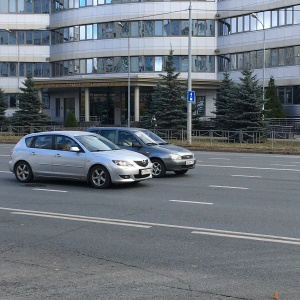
[64,112,78,127]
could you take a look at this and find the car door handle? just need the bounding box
[30,152,36,156]
[54,154,61,158]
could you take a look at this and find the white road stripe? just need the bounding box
[11,212,151,228]
[192,231,300,245]
[209,158,230,160]
[0,171,11,173]
[0,154,10,156]
[169,200,213,205]
[1,207,300,245]
[209,185,248,190]
[231,175,261,178]
[197,164,300,172]
[33,188,68,193]
[270,164,297,167]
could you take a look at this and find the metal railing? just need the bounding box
[1,126,300,152]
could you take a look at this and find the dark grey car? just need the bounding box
[86,127,196,178]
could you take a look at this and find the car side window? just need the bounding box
[55,136,78,151]
[100,130,116,143]
[118,131,138,147]
[32,135,53,149]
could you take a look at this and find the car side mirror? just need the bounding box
[132,142,142,148]
[70,146,81,152]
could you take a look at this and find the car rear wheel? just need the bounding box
[174,170,188,175]
[151,158,166,178]
[15,161,33,183]
[89,165,111,189]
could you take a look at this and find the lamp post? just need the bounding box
[6,29,20,109]
[251,13,265,113]
[187,0,192,145]
[118,22,131,127]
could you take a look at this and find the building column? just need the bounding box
[38,89,42,112]
[134,86,139,122]
[85,87,90,122]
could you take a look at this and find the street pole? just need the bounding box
[118,22,131,127]
[187,0,192,145]
[6,29,20,109]
[251,13,265,113]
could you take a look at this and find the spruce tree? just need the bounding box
[264,76,286,119]
[150,50,187,129]
[65,111,78,127]
[0,88,8,126]
[212,71,238,130]
[230,68,264,131]
[11,75,51,126]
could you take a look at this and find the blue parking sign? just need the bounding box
[187,91,195,103]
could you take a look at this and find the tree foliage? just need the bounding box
[0,88,8,126]
[149,50,187,129]
[213,68,265,131]
[231,68,265,130]
[10,75,51,126]
[212,71,238,130]
[64,111,78,127]
[264,76,286,119]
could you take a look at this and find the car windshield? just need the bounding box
[134,130,158,145]
[139,130,169,145]
[76,134,120,152]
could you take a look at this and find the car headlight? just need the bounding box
[170,154,181,160]
[112,160,133,167]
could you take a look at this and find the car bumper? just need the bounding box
[8,160,14,173]
[163,158,196,171]
[109,167,153,183]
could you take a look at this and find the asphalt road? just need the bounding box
[1,143,300,300]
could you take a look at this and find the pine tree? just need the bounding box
[65,111,78,127]
[149,50,187,129]
[212,71,238,130]
[0,88,8,126]
[264,76,286,119]
[230,68,264,131]
[10,75,51,126]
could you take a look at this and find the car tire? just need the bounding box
[14,161,34,183]
[151,158,166,178]
[174,170,188,175]
[89,165,111,189]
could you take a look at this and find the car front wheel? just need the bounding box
[151,158,166,178]
[15,161,33,183]
[89,165,111,189]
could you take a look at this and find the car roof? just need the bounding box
[87,127,146,132]
[24,131,95,138]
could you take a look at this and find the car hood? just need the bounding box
[91,149,149,160]
[156,143,193,154]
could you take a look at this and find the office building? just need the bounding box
[1,0,299,125]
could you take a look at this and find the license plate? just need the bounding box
[141,169,151,175]
[186,160,194,165]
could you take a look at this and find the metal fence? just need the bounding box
[1,125,300,152]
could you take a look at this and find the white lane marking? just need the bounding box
[209,185,248,190]
[270,164,297,167]
[0,154,10,156]
[197,164,300,172]
[231,175,261,178]
[192,231,300,245]
[1,207,300,245]
[33,188,68,193]
[169,200,214,205]
[209,158,230,160]
[11,212,151,228]
[0,171,11,173]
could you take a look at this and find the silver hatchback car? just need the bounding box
[8,131,152,188]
